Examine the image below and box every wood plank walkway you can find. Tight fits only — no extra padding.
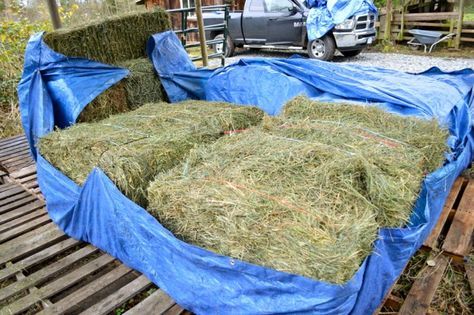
[0,136,188,315]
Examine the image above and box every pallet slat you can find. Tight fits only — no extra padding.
[0,195,38,215]
[163,304,188,315]
[0,223,64,265]
[423,178,465,249]
[0,186,25,201]
[9,165,36,179]
[0,136,27,148]
[398,254,451,315]
[0,245,98,302]
[0,238,81,282]
[124,289,175,315]
[0,142,29,156]
[0,208,46,234]
[0,200,45,226]
[38,264,132,314]
[1,254,116,315]
[0,214,50,243]
[0,191,34,208]
[0,183,18,193]
[80,275,152,315]
[442,181,474,256]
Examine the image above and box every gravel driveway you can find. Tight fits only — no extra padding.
[211,49,474,72]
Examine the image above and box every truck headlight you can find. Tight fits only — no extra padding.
[335,18,355,30]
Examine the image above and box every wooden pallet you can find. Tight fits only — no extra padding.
[378,177,474,314]
[0,136,188,315]
[0,136,34,174]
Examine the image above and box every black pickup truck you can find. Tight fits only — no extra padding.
[203,0,376,61]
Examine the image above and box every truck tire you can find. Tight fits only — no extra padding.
[214,34,235,58]
[341,49,362,58]
[307,35,335,61]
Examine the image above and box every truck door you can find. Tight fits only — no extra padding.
[264,0,304,45]
[242,0,267,44]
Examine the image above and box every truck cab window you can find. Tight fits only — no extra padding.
[264,0,294,13]
[249,0,265,12]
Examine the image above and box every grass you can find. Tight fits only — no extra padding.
[0,107,23,139]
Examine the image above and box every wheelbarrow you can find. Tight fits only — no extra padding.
[407,29,455,53]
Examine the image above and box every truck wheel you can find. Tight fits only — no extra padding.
[341,49,362,58]
[214,34,235,58]
[307,35,335,61]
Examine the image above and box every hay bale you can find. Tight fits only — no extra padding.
[261,117,429,227]
[43,10,170,123]
[283,96,448,172]
[43,9,171,65]
[39,101,264,206]
[77,58,166,123]
[119,58,167,108]
[147,100,448,283]
[77,81,129,123]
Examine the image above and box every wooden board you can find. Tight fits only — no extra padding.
[124,289,176,315]
[393,12,458,22]
[423,178,465,249]
[398,254,451,315]
[442,181,474,256]
[79,275,153,315]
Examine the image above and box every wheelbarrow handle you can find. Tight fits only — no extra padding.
[429,33,456,53]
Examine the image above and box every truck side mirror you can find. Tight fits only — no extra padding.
[288,5,299,15]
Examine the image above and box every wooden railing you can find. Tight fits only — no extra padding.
[378,0,473,48]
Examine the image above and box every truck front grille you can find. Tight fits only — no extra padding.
[355,13,376,31]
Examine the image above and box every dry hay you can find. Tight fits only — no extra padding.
[43,10,170,123]
[0,107,23,138]
[147,97,448,283]
[39,101,264,206]
[43,9,171,65]
[77,58,166,123]
[283,96,448,172]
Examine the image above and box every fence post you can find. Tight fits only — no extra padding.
[384,0,393,41]
[46,0,62,29]
[398,0,405,41]
[195,0,209,67]
[449,17,455,47]
[454,0,465,49]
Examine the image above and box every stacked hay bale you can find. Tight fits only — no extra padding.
[39,101,264,206]
[43,10,170,64]
[147,96,448,283]
[43,9,171,122]
[76,58,166,123]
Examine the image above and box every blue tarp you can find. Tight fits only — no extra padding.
[18,32,129,158]
[306,0,378,40]
[19,30,474,314]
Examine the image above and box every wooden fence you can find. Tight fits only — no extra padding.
[378,0,474,48]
